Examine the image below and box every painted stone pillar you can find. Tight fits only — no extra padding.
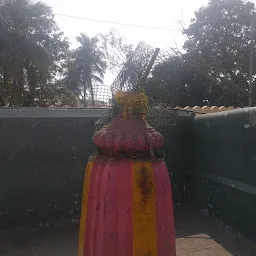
[78,91,176,256]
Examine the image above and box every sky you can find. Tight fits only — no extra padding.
[43,0,209,93]
[44,0,208,49]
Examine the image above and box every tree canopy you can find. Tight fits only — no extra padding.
[1,0,256,107]
[146,0,256,107]
[0,0,71,106]
[185,0,256,106]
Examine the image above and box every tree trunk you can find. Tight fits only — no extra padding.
[28,79,36,107]
[9,80,19,107]
[27,65,37,106]
[0,96,4,106]
[0,68,8,106]
[3,68,8,90]
[0,90,5,106]
[83,84,86,107]
[18,72,24,105]
[89,78,95,107]
[10,69,24,107]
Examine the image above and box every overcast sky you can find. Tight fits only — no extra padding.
[44,0,208,48]
[42,0,209,89]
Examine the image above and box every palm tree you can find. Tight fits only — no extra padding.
[65,34,107,107]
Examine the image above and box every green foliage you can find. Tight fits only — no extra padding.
[144,55,213,107]
[1,0,256,108]
[143,0,256,107]
[35,83,78,107]
[0,0,72,107]
[183,0,256,106]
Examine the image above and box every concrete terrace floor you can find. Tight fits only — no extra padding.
[0,206,255,256]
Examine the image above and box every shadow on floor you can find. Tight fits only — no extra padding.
[0,205,255,256]
[0,221,79,256]
[175,204,256,256]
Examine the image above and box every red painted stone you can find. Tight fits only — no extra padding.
[93,116,164,154]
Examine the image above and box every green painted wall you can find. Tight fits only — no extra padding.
[0,109,191,228]
[0,115,96,227]
[191,108,256,240]
[164,115,194,203]
[2,106,256,241]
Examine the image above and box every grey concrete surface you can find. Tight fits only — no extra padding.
[0,206,255,256]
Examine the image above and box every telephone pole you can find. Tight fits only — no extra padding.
[249,13,255,107]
